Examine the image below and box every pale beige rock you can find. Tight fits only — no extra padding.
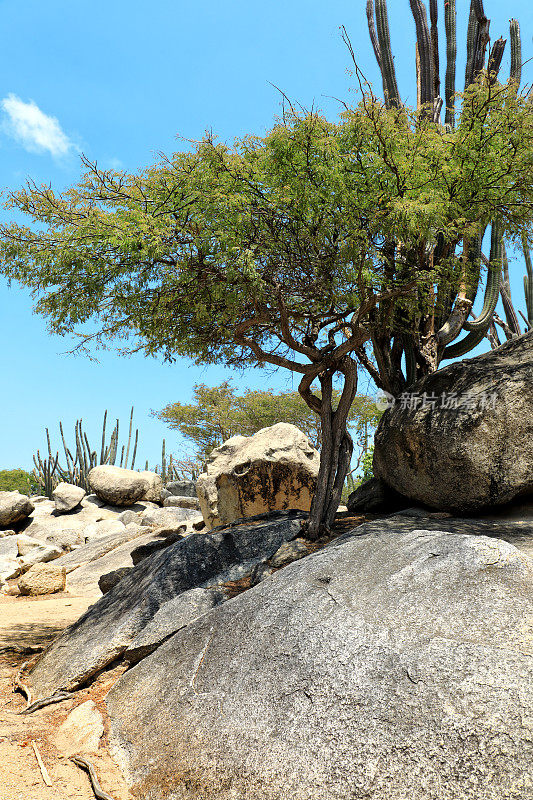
[0,491,34,527]
[52,482,86,513]
[0,558,22,581]
[18,562,66,595]
[83,519,126,542]
[137,470,164,503]
[163,495,200,510]
[89,465,148,506]
[18,542,62,571]
[54,700,103,756]
[16,533,46,557]
[196,423,320,529]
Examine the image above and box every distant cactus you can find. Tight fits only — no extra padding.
[32,407,140,494]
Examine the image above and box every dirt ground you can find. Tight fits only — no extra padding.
[0,592,133,800]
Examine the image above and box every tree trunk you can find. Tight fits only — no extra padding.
[301,359,357,540]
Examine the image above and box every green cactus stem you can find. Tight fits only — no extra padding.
[487,37,506,84]
[462,223,501,332]
[366,1,382,72]
[409,0,435,111]
[374,0,401,108]
[523,234,533,327]
[509,19,521,85]
[444,0,456,128]
[464,4,477,88]
[429,0,440,98]
[471,0,490,80]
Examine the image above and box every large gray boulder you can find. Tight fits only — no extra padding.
[88,465,163,506]
[106,524,533,800]
[165,479,196,498]
[0,491,34,527]
[374,332,533,513]
[196,423,320,529]
[27,512,306,698]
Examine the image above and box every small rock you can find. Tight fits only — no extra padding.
[54,700,103,756]
[137,471,164,503]
[0,491,34,527]
[0,529,16,538]
[269,538,311,568]
[165,479,197,498]
[84,494,105,507]
[0,558,22,581]
[41,528,82,552]
[163,495,200,510]
[52,482,86,514]
[118,510,140,526]
[18,543,63,571]
[17,533,47,557]
[18,563,66,595]
[98,567,133,595]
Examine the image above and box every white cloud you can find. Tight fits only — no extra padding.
[1,93,76,158]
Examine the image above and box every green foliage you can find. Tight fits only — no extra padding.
[0,82,531,377]
[359,446,375,482]
[0,468,38,495]
[154,382,382,462]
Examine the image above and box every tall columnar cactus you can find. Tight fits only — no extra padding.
[510,19,521,85]
[409,0,435,112]
[523,236,533,329]
[32,429,60,498]
[32,408,140,493]
[444,0,456,128]
[362,1,529,390]
[374,0,401,109]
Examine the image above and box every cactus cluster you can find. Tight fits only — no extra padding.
[362,1,531,390]
[32,407,139,497]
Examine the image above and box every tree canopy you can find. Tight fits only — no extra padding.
[1,74,533,533]
[155,382,382,460]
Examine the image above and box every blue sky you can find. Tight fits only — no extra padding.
[0,0,531,471]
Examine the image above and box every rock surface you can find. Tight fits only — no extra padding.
[54,700,103,757]
[374,332,533,512]
[27,512,306,697]
[347,477,409,513]
[88,465,162,506]
[140,506,198,528]
[165,479,196,498]
[106,525,533,800]
[18,563,66,595]
[196,423,320,529]
[52,482,86,513]
[0,491,34,527]
[163,495,200,510]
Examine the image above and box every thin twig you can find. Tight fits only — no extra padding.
[31,741,53,787]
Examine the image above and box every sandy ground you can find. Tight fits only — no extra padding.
[0,592,133,800]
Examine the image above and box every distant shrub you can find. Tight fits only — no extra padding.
[0,468,38,495]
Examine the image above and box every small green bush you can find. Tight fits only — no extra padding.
[0,468,38,495]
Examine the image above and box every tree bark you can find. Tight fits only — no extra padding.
[300,357,357,540]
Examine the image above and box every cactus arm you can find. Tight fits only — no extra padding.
[366,0,382,72]
[510,19,521,85]
[441,327,486,360]
[375,0,401,108]
[463,222,501,332]
[523,234,533,326]
[429,0,440,98]
[487,38,506,85]
[409,0,435,112]
[444,0,456,128]
[100,410,107,464]
[162,439,167,483]
[471,1,490,80]
[124,406,134,469]
[464,4,477,88]
[131,430,139,470]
